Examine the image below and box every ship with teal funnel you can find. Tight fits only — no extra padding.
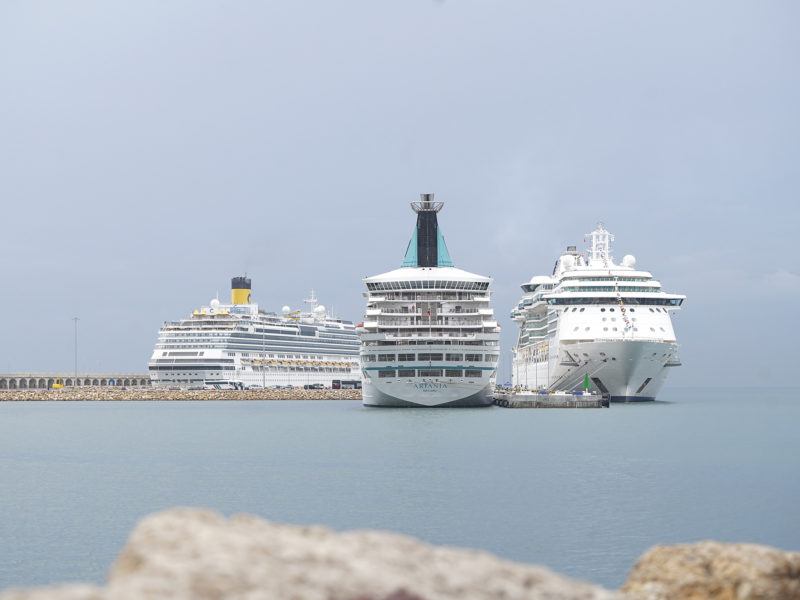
[357,194,500,407]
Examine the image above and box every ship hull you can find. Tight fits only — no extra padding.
[513,340,678,402]
[362,378,494,407]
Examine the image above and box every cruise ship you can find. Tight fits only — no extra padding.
[510,224,685,401]
[149,277,360,389]
[358,194,500,407]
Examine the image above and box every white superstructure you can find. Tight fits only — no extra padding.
[511,224,685,401]
[358,194,500,407]
[149,277,359,389]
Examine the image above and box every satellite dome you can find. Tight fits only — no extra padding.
[210,298,220,310]
[622,254,636,268]
[562,255,576,269]
[314,305,326,314]
[282,305,291,314]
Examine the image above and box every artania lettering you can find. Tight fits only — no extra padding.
[414,383,448,390]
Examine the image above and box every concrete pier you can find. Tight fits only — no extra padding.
[0,373,151,390]
[493,391,608,408]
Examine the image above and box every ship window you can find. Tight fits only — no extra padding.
[465,353,481,362]
[446,353,463,361]
[603,327,608,331]
[418,369,443,377]
[611,318,616,322]
[445,369,463,377]
[602,317,607,322]
[378,370,396,378]
[573,327,579,331]
[649,308,654,312]
[599,352,606,356]
[650,327,655,332]
[418,353,443,361]
[378,354,395,361]
[600,308,606,312]
[609,308,614,312]
[398,353,414,362]
[613,327,617,331]
[464,370,481,378]
[660,327,665,331]
[630,308,635,312]
[398,369,415,377]
[579,308,585,312]
[585,327,590,331]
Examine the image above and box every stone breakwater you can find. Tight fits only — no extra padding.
[0,388,362,402]
[1,509,798,600]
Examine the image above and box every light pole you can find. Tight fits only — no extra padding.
[72,317,79,386]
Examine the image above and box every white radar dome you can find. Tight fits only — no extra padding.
[622,254,636,268]
[314,305,326,314]
[282,305,291,314]
[210,298,220,310]
[562,255,576,269]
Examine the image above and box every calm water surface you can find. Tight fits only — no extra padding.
[0,388,798,590]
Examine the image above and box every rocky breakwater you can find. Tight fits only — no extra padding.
[0,388,362,401]
[1,509,798,600]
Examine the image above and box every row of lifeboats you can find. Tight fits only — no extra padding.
[243,359,355,368]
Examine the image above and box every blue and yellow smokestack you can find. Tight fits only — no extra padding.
[231,276,252,305]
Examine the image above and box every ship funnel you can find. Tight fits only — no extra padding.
[403,193,453,268]
[231,276,252,305]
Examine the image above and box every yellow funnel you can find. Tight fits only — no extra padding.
[231,276,251,305]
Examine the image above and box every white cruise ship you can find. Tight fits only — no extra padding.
[149,277,360,389]
[358,194,500,407]
[510,224,685,402]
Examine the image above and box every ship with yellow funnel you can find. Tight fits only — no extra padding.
[148,277,360,389]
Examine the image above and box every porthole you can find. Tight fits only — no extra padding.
[630,308,635,312]
[573,327,579,331]
[582,353,588,357]
[601,308,606,312]
[650,327,655,332]
[600,352,606,356]
[613,327,617,331]
[611,357,617,361]
[660,327,665,332]
[611,317,616,322]
[649,308,654,312]
[579,308,585,312]
[585,327,590,331]
[602,317,607,322]
[603,327,608,331]
[610,308,615,312]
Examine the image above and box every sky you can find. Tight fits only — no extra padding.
[1,1,798,386]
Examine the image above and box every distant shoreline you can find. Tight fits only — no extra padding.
[0,389,362,402]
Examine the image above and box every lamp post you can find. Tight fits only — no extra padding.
[72,317,79,386]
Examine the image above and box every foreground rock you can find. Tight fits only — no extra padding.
[2,508,613,600]
[2,509,798,600]
[622,541,800,600]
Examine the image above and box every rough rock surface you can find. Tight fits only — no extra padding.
[622,541,800,600]
[2,508,614,600]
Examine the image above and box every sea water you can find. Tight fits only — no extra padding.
[0,388,798,590]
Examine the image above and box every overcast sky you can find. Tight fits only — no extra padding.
[1,1,798,387]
